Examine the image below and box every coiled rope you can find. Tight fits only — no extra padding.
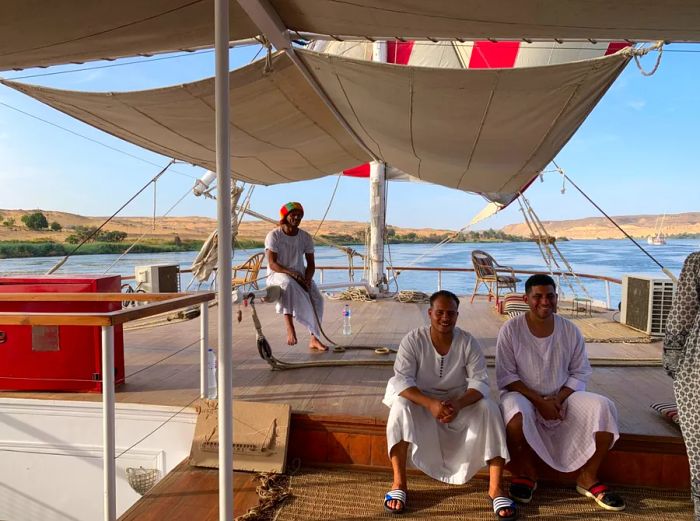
[248,293,396,371]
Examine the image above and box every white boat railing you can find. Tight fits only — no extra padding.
[315,265,622,309]
[0,291,215,521]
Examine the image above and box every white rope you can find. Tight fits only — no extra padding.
[518,188,592,301]
[626,41,665,77]
[313,173,342,238]
[104,185,192,274]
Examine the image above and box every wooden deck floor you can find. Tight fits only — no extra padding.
[0,297,679,438]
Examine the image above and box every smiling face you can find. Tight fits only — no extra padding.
[283,209,303,228]
[525,284,558,320]
[428,295,459,335]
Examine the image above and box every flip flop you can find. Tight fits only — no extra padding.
[490,495,518,520]
[509,476,537,504]
[383,489,407,514]
[576,482,626,511]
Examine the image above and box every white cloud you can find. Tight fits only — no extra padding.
[626,99,647,111]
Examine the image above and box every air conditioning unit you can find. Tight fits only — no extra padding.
[134,264,180,293]
[620,275,675,336]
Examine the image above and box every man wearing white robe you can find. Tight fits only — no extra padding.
[383,290,516,519]
[496,274,625,511]
[265,201,326,351]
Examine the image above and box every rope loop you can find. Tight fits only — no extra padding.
[627,41,665,77]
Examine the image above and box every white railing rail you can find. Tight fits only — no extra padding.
[0,291,215,521]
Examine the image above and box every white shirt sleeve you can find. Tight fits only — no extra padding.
[382,332,418,406]
[303,231,314,255]
[564,321,591,392]
[264,229,278,253]
[495,320,521,390]
[464,334,490,397]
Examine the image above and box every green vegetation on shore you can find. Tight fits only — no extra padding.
[0,240,205,259]
[319,228,531,245]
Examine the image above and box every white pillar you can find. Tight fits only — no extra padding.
[368,161,386,290]
[200,302,209,397]
[215,0,233,519]
[101,326,116,521]
[368,41,387,291]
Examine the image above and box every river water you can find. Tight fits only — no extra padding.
[0,239,697,306]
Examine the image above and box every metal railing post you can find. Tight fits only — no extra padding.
[605,280,612,309]
[200,303,209,397]
[101,325,116,521]
[320,268,324,285]
[437,270,442,291]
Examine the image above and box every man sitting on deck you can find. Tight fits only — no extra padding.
[383,290,516,520]
[496,274,625,511]
[265,202,327,351]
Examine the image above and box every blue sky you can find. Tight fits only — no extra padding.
[0,44,698,231]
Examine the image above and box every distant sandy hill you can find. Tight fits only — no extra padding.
[0,209,454,242]
[2,209,697,243]
[502,212,700,240]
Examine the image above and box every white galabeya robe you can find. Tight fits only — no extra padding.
[384,327,509,484]
[265,227,323,338]
[496,313,619,473]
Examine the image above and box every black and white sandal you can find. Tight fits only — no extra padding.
[509,476,537,504]
[383,489,407,514]
[490,495,518,520]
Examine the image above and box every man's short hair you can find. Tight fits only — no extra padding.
[525,274,557,294]
[429,290,460,308]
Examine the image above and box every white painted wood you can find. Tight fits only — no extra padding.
[215,1,233,520]
[0,398,196,521]
[101,326,116,521]
[200,303,209,398]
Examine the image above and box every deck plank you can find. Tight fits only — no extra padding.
[117,461,257,521]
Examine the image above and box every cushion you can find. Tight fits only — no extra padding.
[499,292,529,317]
[650,402,680,426]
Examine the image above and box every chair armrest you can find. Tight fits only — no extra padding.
[494,266,517,277]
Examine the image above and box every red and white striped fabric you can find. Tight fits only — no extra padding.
[306,39,628,181]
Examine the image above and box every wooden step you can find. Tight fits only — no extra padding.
[288,412,690,489]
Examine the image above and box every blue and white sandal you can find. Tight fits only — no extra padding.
[490,495,518,520]
[383,489,407,514]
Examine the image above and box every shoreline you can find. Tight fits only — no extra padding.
[0,233,697,260]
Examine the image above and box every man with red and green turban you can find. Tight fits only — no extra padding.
[265,202,327,351]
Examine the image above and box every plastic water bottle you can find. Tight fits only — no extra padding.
[207,348,218,399]
[342,304,352,335]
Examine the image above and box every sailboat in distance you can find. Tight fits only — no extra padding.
[648,214,667,245]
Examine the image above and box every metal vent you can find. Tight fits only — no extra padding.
[621,275,675,336]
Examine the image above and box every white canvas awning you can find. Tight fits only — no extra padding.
[2,52,369,185]
[295,48,630,204]
[1,1,699,71]
[2,48,630,204]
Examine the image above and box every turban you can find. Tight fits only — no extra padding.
[280,201,304,221]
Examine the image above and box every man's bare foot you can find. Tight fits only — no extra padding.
[309,335,328,351]
[284,315,297,346]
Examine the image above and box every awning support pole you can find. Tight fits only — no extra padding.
[368,41,387,291]
[215,0,233,520]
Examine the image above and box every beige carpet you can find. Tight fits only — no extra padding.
[562,313,654,344]
[276,468,693,520]
[497,309,654,344]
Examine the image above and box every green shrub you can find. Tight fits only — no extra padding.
[21,212,48,230]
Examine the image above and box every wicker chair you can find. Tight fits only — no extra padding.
[470,250,520,306]
[232,252,265,291]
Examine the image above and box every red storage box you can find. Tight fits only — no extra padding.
[0,275,125,392]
